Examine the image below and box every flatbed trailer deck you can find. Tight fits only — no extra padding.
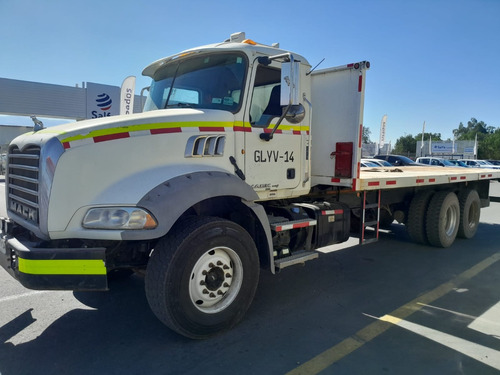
[357,167,500,191]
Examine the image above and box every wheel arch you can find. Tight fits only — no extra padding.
[128,171,273,269]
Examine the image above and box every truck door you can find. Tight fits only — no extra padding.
[243,61,307,197]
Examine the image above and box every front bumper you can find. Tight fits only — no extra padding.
[0,218,108,291]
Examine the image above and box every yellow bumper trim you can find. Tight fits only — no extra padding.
[18,258,106,275]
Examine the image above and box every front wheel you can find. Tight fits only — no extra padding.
[145,216,260,339]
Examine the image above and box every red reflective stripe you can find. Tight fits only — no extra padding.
[94,132,129,143]
[331,178,341,183]
[368,181,380,186]
[460,176,467,180]
[386,180,397,185]
[150,127,182,134]
[358,75,363,92]
[293,222,311,229]
[321,209,344,215]
[429,178,436,183]
[450,177,458,181]
[416,179,424,183]
[63,142,70,149]
[199,127,225,132]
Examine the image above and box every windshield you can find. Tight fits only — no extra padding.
[144,52,247,113]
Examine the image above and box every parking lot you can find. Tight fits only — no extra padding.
[1,180,499,374]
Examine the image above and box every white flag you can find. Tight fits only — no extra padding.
[120,76,136,115]
[379,115,387,145]
[473,133,478,156]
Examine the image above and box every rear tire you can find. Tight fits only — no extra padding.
[145,216,259,339]
[426,191,460,248]
[457,189,480,239]
[407,190,434,244]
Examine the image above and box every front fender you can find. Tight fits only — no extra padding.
[122,171,263,241]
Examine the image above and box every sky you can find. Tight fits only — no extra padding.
[1,0,499,144]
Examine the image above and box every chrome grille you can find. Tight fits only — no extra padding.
[8,146,40,224]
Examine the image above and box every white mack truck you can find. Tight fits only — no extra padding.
[1,32,499,339]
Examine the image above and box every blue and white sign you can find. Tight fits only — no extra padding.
[86,82,120,119]
[431,143,455,154]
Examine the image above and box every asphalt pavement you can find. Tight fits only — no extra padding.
[0,181,499,374]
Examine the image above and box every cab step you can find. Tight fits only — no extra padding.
[274,251,319,270]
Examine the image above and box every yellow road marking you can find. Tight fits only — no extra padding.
[286,252,500,375]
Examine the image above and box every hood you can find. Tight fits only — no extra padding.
[28,109,236,150]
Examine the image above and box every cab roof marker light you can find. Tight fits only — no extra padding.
[243,39,257,45]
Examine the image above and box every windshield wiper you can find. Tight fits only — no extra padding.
[167,102,194,108]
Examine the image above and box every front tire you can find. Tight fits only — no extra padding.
[145,216,260,339]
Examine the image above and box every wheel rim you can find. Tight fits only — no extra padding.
[189,247,243,314]
[467,201,480,230]
[444,205,459,237]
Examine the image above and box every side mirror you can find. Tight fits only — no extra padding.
[285,104,305,124]
[281,61,300,106]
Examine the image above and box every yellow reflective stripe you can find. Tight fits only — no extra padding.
[18,258,106,275]
[59,121,310,144]
[60,121,235,143]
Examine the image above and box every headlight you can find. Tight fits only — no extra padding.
[82,207,157,230]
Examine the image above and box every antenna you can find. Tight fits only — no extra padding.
[306,58,325,76]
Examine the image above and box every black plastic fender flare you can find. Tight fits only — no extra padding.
[123,171,273,258]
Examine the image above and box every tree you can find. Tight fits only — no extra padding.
[362,126,372,143]
[453,118,493,141]
[393,132,442,156]
[393,134,416,156]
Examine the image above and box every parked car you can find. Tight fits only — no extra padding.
[447,159,469,167]
[416,157,461,167]
[360,160,381,167]
[374,155,425,166]
[458,159,500,169]
[487,160,500,166]
[361,158,393,167]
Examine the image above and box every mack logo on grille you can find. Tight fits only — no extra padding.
[9,200,38,223]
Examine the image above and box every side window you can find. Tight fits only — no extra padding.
[250,65,282,127]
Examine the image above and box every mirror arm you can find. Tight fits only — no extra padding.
[259,102,292,142]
